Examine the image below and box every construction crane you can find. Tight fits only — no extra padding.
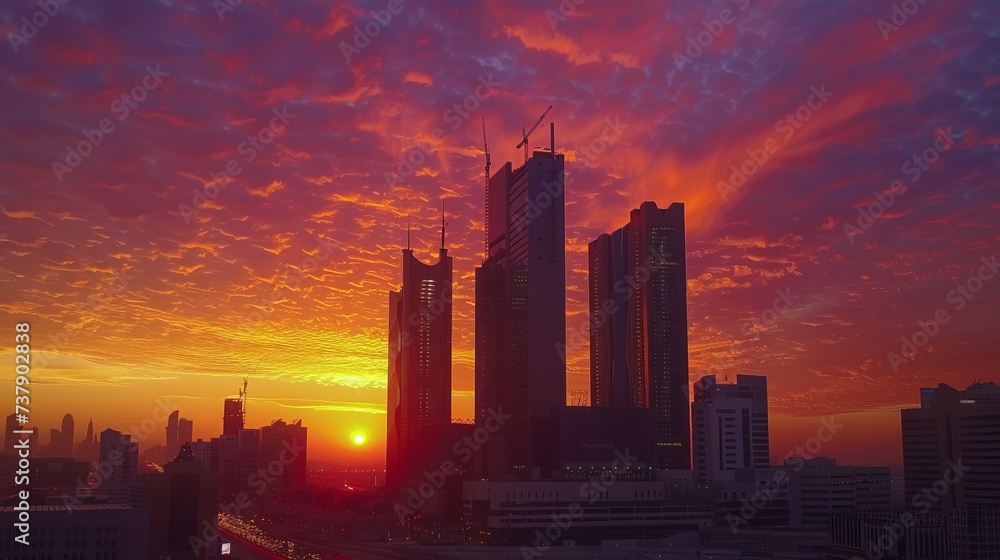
[481,114,491,260]
[516,105,553,162]
[240,358,261,416]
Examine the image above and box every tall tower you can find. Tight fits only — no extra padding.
[222,399,244,437]
[475,143,566,479]
[589,201,691,470]
[166,410,179,453]
[386,225,453,491]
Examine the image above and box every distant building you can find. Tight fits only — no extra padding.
[475,147,567,479]
[386,232,452,492]
[98,429,138,503]
[145,444,220,559]
[0,504,149,558]
[552,405,655,471]
[215,435,239,500]
[178,417,193,447]
[692,374,770,482]
[167,411,194,456]
[589,201,691,469]
[76,417,98,460]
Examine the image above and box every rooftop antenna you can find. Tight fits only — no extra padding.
[516,105,553,163]
[406,215,411,251]
[440,199,446,252]
[481,114,491,260]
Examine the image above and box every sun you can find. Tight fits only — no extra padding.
[350,429,367,446]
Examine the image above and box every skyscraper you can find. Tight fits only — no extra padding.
[386,227,452,491]
[589,201,691,469]
[475,144,566,478]
[178,417,193,447]
[223,398,244,437]
[692,374,770,481]
[258,419,307,500]
[166,410,179,453]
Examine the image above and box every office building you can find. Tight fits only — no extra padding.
[475,145,566,479]
[902,381,1000,513]
[386,229,453,492]
[258,419,307,500]
[145,444,220,559]
[692,374,770,481]
[0,504,149,558]
[589,201,691,469]
[238,428,260,495]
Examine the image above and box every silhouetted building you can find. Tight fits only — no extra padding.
[386,231,452,492]
[166,410,179,453]
[145,444,220,559]
[214,435,239,500]
[553,406,655,471]
[179,417,193,447]
[258,419,307,501]
[692,374,770,481]
[167,411,194,456]
[589,201,691,469]
[222,398,243,437]
[99,429,138,503]
[902,381,1000,512]
[237,428,260,495]
[77,417,98,460]
[476,146,566,479]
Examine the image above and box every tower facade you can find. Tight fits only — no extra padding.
[222,399,243,438]
[589,201,691,469]
[475,147,566,479]
[386,241,453,491]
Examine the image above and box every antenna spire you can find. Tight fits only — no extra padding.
[440,199,446,251]
[407,215,411,250]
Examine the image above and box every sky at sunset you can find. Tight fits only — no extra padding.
[1,0,998,471]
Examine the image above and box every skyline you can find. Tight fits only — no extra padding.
[2,0,999,472]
